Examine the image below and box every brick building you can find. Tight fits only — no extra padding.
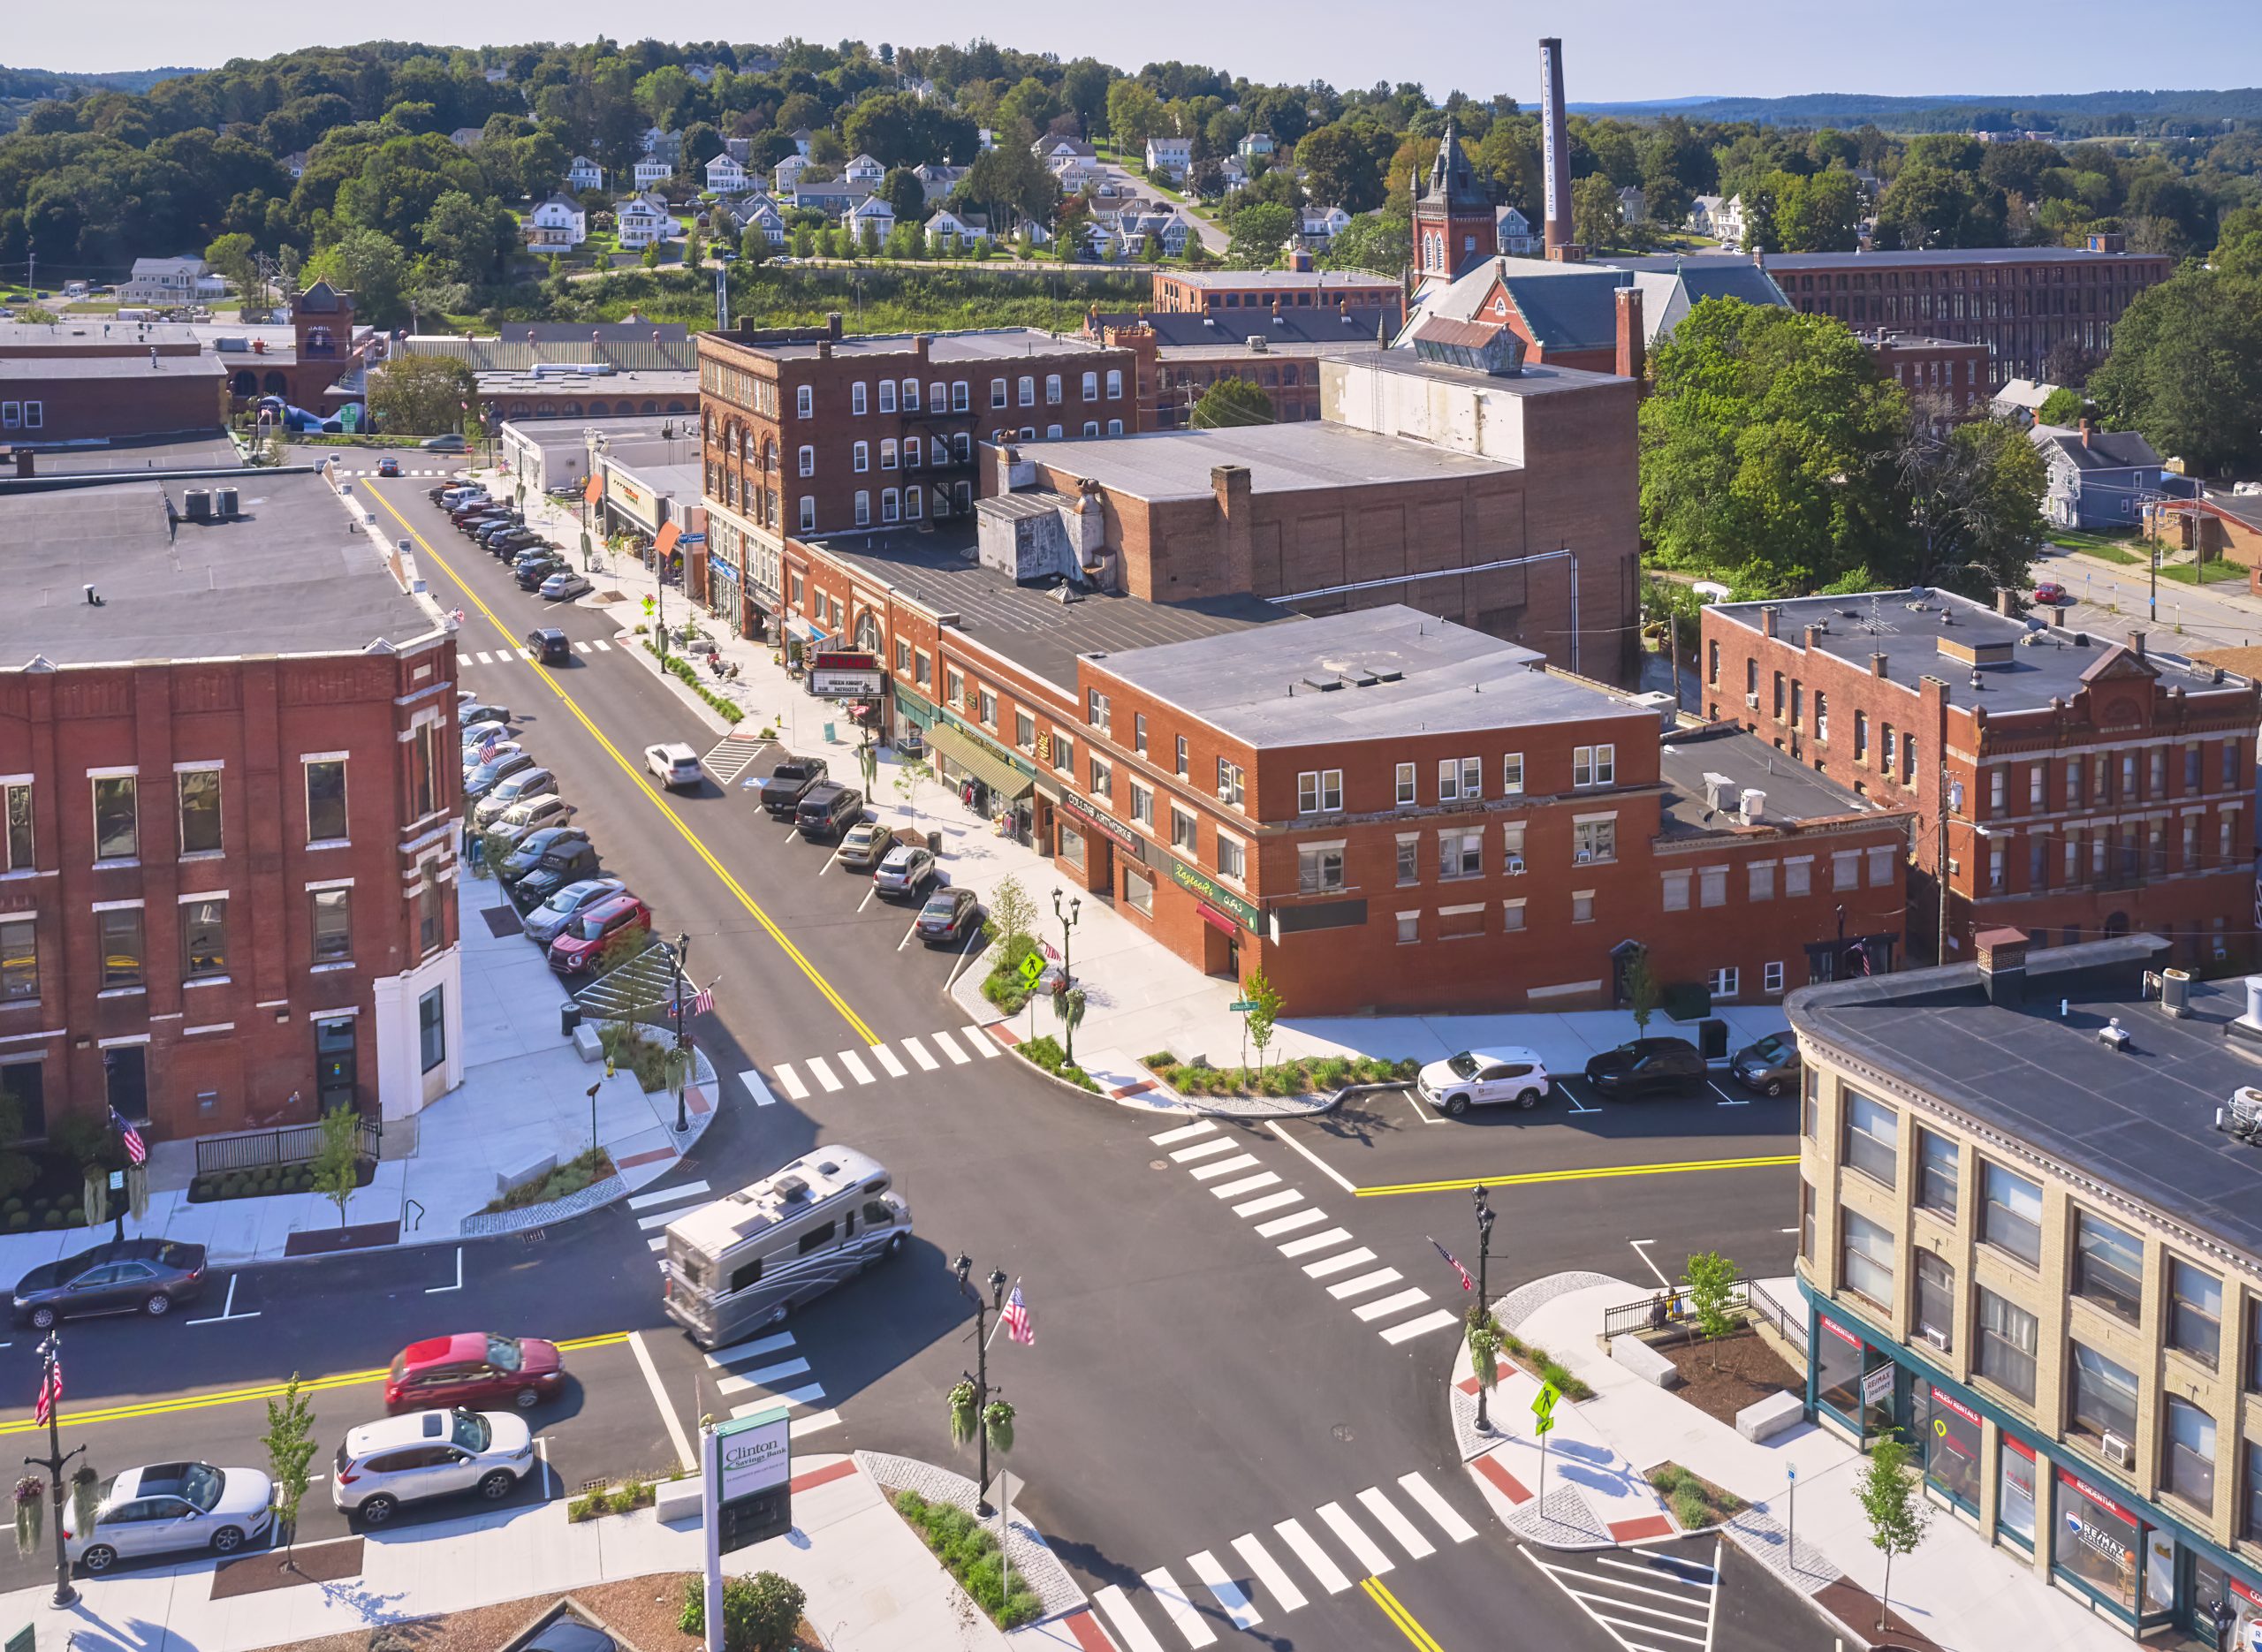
[1861,331,1993,419]
[1148,268,1404,319]
[1699,588,2258,966]
[1412,120,1499,288]
[0,351,226,443]
[400,319,697,424]
[0,469,464,1148]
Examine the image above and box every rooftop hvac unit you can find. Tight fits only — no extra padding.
[182,488,211,522]
[214,486,239,519]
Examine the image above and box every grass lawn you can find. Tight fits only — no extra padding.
[2050,528,2143,558]
[2158,557,2247,586]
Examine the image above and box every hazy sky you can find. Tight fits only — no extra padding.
[17,0,2262,103]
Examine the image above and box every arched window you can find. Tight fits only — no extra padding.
[666,400,685,413]
[854,612,882,652]
[763,437,778,474]
[641,400,657,414]
[262,370,287,395]
[232,370,256,396]
[588,400,611,416]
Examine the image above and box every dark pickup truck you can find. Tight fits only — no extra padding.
[760,756,828,816]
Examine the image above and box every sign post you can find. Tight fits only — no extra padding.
[699,1406,793,1652]
[1532,1380,1559,1513]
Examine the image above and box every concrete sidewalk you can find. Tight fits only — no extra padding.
[17,1453,1010,1652]
[1494,1273,2138,1652]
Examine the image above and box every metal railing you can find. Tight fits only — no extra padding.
[194,1112,382,1176]
[1601,1277,1800,1342]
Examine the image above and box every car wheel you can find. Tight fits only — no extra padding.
[143,1292,172,1317]
[80,1544,118,1575]
[1764,1079,1785,1099]
[767,1299,792,1327]
[28,1306,55,1330]
[210,1526,246,1555]
[356,1495,399,1527]
[513,1387,541,1410]
[886,1232,906,1258]
[477,1471,516,1501]
[1446,1095,1469,1117]
[1515,1088,1542,1110]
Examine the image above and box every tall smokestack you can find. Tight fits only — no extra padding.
[1540,38,1580,261]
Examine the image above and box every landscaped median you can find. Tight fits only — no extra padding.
[1142,1050,1414,1102]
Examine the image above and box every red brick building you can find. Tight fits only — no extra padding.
[0,350,226,443]
[1148,268,1404,319]
[1700,588,2258,965]
[1859,331,1993,419]
[1412,120,1499,288]
[0,468,464,1149]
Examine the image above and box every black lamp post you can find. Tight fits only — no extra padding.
[670,932,693,1133]
[26,1333,83,1608]
[1472,1185,1496,1435]
[953,1254,1009,1516]
[1051,890,1082,1062]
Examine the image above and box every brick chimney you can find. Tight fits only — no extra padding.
[914,335,931,364]
[1211,465,1253,598]
[1759,604,1779,639]
[1614,286,1645,382]
[1871,653,1888,677]
[1974,927,2030,1008]
[2079,416,2093,448]
[1995,587,2015,617]
[826,311,844,342]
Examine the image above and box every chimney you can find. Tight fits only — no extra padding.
[1539,38,1574,259]
[826,311,844,342]
[1871,653,1888,678]
[1211,464,1253,596]
[2079,416,2093,448]
[1613,286,1644,382]
[1803,625,1825,651]
[10,450,30,479]
[1759,604,1780,639]
[914,335,931,364]
[1975,927,2030,1009]
[2130,629,2146,659]
[1995,587,2014,617]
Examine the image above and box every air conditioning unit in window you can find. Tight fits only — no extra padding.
[2099,1431,2135,1469]
[1506,854,1525,875]
[1921,1326,1948,1351]
[1744,693,1760,709]
[1574,850,1593,864]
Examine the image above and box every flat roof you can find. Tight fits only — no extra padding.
[810,526,1284,693]
[1086,605,1636,748]
[0,470,440,668]
[732,328,1115,365]
[1342,345,1630,400]
[1608,247,2165,273]
[0,354,225,383]
[1789,938,2262,1263]
[0,435,242,475]
[1706,587,2245,711]
[1160,269,1399,289]
[605,458,702,500]
[1657,723,1901,835]
[476,368,696,394]
[1025,419,1513,504]
[502,414,681,453]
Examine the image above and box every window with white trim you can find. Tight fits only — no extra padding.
[1297,770,1343,814]
[881,437,898,470]
[853,440,869,473]
[1396,834,1419,884]
[1215,832,1245,883]
[1018,375,1036,407]
[1089,755,1112,799]
[1437,756,1480,803]
[1708,966,1740,999]
[1572,744,1615,788]
[1501,822,1526,868]
[1573,818,1616,863]
[881,489,899,523]
[1396,911,1419,944]
[1128,781,1152,827]
[1297,842,1345,893]
[1045,374,1062,405]
[1082,372,1099,399]
[795,384,812,417]
[1215,758,1245,807]
[851,382,867,415]
[797,444,815,476]
[1784,857,1812,897]
[1502,753,1524,795]
[1395,763,1416,807]
[799,496,816,532]
[1501,898,1527,932]
[1107,419,1123,435]
[1170,805,1197,852]
[854,490,870,527]
[991,378,1007,408]
[1764,959,1785,993]
[1438,827,1483,879]
[877,380,896,413]
[902,378,920,411]
[1662,869,1690,911]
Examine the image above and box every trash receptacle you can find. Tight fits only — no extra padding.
[1696,1017,1728,1059]
[927,830,942,853]
[823,721,836,743]
[561,1001,581,1037]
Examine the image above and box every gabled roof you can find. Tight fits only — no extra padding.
[848,153,883,170]
[298,280,345,313]
[1418,120,1489,211]
[2030,422,2164,473]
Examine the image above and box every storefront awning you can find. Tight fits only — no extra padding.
[582,474,603,506]
[924,723,1034,800]
[784,615,825,645]
[654,521,681,559]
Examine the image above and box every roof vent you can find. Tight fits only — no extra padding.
[1702,771,1733,814]
[2099,1018,2132,1052]
[1302,675,1347,693]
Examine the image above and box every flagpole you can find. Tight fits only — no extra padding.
[27,1334,82,1608]
[983,1276,1022,1352]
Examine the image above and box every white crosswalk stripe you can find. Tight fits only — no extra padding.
[575,640,595,653]
[1271,1518,1353,1595]
[1356,1486,1436,1559]
[1315,1502,1393,1575]
[1380,1307,1462,1345]
[591,638,611,650]
[836,1050,876,1085]
[1229,1532,1307,1614]
[1354,1285,1431,1322]
[788,1411,840,1438]
[929,1028,972,1064]
[1187,1153,1258,1182]
[1282,1229,1355,1260]
[1255,1208,1326,1238]
[1326,1267,1402,1300]
[966,1025,999,1057]
[626,1179,708,1209]
[899,1035,938,1071]
[717,1357,810,1396]
[1211,1171,1278,1199]
[775,1065,810,1100]
[1138,1565,1217,1648]
[1299,1244,1372,1276]
[803,1056,844,1093]
[1397,1472,1479,1543]
[647,1235,666,1251]
[1095,1586,1171,1652]
[1184,1550,1260,1631]
[1150,1120,1217,1145]
[740,1070,777,1106]
[1171,1138,1239,1163]
[704,1332,795,1370]
[729,1383,824,1417]
[870,1043,908,1078]
[1232,1189,1301,1217]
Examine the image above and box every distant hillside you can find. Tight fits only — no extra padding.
[1571,87,2262,133]
[0,64,200,101]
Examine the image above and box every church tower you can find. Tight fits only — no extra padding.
[1411,121,1497,287]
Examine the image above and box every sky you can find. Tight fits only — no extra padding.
[13,0,2262,103]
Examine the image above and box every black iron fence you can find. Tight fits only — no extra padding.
[194,1113,382,1177]
[1601,1277,1801,1342]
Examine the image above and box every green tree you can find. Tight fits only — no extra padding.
[1622,948,1659,1032]
[738,225,771,264]
[1894,412,2049,600]
[1572,174,1624,251]
[306,225,407,326]
[202,231,257,299]
[2088,265,2262,475]
[366,354,476,436]
[1856,1435,1932,1635]
[309,1105,362,1231]
[1321,208,1408,277]
[983,874,1036,960]
[1241,965,1283,1073]
[262,1374,319,1553]
[1194,376,1274,428]
[1295,124,1383,215]
[1106,81,1165,155]
[418,189,514,286]
[1681,1249,1739,1364]
[1226,200,1293,267]
[1875,166,2005,251]
[2037,386,2086,426]
[882,166,927,224]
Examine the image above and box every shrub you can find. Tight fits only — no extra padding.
[1671,1487,1711,1530]
[41,1212,60,1229]
[62,1209,82,1226]
[568,1489,612,1520]
[2,1197,20,1215]
[1142,1051,1178,1072]
[6,1212,24,1231]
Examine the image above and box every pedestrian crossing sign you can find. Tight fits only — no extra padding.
[1533,1381,1560,1419]
[1018,951,1046,985]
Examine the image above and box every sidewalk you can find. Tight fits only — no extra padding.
[12,1453,1009,1652]
[1475,1272,2138,1652]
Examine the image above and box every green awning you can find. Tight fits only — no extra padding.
[923,723,1034,799]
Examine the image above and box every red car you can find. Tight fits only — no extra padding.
[376,457,401,478]
[2032,581,2069,606]
[385,1332,564,1412]
[547,893,652,974]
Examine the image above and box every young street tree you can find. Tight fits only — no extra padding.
[366,355,477,437]
[1856,1434,1932,1633]
[309,1105,362,1231]
[262,1375,319,1555]
[1241,966,1283,1073]
[1681,1249,1739,1364]
[1623,949,1660,1033]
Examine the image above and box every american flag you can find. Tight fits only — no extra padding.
[1429,1237,1475,1292]
[33,1346,61,1426]
[475,731,501,760]
[674,984,714,1017]
[112,1108,147,1167]
[1000,1284,1034,1345]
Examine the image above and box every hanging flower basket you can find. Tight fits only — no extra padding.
[983,1399,1015,1458]
[12,1476,42,1557]
[946,1380,978,1449]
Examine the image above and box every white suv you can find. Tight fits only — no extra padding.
[331,1407,534,1526]
[644,742,702,791]
[1416,1049,1551,1117]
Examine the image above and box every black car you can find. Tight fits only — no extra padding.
[795,782,864,840]
[12,1239,209,1329]
[1729,1033,1802,1097]
[516,559,567,591]
[492,532,544,558]
[1583,1037,1709,1099]
[760,757,828,815]
[466,750,536,801]
[500,824,592,883]
[460,701,511,729]
[527,627,572,664]
[914,886,981,944]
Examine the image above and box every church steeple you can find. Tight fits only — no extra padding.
[1411,119,1498,283]
[1420,120,1490,211]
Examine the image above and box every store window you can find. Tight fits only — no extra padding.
[1998,1439,2038,1551]
[419,986,445,1073]
[1917,1380,1982,1511]
[1124,869,1152,917]
[1059,826,1085,870]
[1815,1316,1864,1418]
[2054,1471,2141,1614]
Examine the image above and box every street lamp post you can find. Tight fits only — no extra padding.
[671,932,693,1133]
[586,1080,602,1158]
[1472,1186,1496,1434]
[25,1334,83,1608]
[953,1255,1009,1516]
[1051,890,1082,1063]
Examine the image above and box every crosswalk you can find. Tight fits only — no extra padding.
[339,465,460,477]
[462,639,614,667]
[630,1177,710,1254]
[1096,1468,1483,1648]
[1522,1542,1721,1651]
[700,1327,842,1440]
[572,936,680,1021]
[702,733,770,785]
[770,1025,999,1099]
[1149,1118,1461,1347]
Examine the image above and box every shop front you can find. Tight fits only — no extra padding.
[924,720,1035,844]
[1164,857,1259,980]
[1055,790,1137,898]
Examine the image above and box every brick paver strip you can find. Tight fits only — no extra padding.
[1473,1453,1531,1504]
[614,1144,678,1170]
[1814,1575,1945,1652]
[789,1459,859,1495]
[1606,1513,1674,1542]
[1062,1610,1114,1652]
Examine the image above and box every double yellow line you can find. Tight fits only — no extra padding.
[1363,1575,1445,1650]
[1355,1153,1799,1199]
[366,485,876,1045]
[0,1332,630,1436]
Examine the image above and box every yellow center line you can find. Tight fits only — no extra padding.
[1353,1153,1800,1198]
[365,484,876,1046]
[0,1331,632,1436]
[1362,1576,1445,1652]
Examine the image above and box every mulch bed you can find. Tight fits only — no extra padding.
[1814,1573,1946,1652]
[1657,1329,1803,1428]
[283,1219,403,1256]
[254,1574,824,1652]
[211,1537,364,1598]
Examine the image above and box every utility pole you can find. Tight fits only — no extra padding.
[953,1255,1008,1516]
[26,1334,83,1608]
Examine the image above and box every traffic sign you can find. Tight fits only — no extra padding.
[1018,952,1046,985]
[1532,1381,1560,1419]
[1533,1413,1555,1437]
[1228,1000,1257,1012]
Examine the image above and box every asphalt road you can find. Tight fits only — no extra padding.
[0,450,1825,1649]
[2035,542,2262,655]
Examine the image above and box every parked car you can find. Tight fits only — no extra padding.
[2032,581,2069,607]
[1583,1037,1709,1099]
[914,885,981,944]
[474,767,559,827]
[526,627,572,664]
[512,841,602,909]
[794,782,862,840]
[477,520,528,548]
[490,529,543,556]
[548,894,653,974]
[520,876,626,944]
[376,457,400,477]
[1415,1049,1551,1116]
[872,844,937,898]
[330,1407,533,1526]
[421,434,469,452]
[500,825,591,883]
[516,558,568,591]
[462,736,520,774]
[1728,1033,1802,1097]
[541,572,594,601]
[760,756,827,815]
[459,701,511,728]
[465,750,536,802]
[11,1239,208,1329]
[489,794,577,846]
[644,743,702,790]
[64,1460,274,1573]
[834,822,890,870]
[384,1332,565,1413]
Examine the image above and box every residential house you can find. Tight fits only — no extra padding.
[704,154,748,193]
[1237,133,1274,162]
[448,126,485,149]
[787,127,816,157]
[567,155,604,193]
[482,65,508,84]
[634,156,675,191]
[524,193,588,252]
[118,256,229,306]
[283,150,309,179]
[1117,207,1191,259]
[924,208,991,251]
[1688,194,1725,237]
[843,153,886,187]
[1497,206,1540,256]
[1218,157,1249,193]
[1616,186,1645,224]
[732,196,787,247]
[1711,195,1748,249]
[775,154,811,193]
[978,128,996,152]
[793,180,875,220]
[1295,205,1352,245]
[846,194,896,242]
[1052,156,1102,192]
[1145,136,1193,180]
[1036,137,1096,164]
[2030,421,2192,529]
[914,163,968,203]
[641,125,670,155]
[685,63,717,85]
[612,193,679,252]
[1989,378,2057,428]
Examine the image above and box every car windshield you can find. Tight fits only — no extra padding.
[451,1411,490,1452]
[1750,1034,1789,1063]
[1444,1052,1479,1079]
[485,1334,523,1372]
[572,912,611,940]
[178,1463,223,1511]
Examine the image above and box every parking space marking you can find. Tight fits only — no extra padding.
[1710,1080,1748,1108]
[1400,1093,1448,1127]
[804,1056,845,1093]
[1256,1208,1327,1238]
[900,1036,939,1072]
[629,1180,710,1209]
[870,1044,908,1079]
[857,885,878,913]
[1561,1080,1601,1116]
[897,914,922,951]
[628,1330,695,1472]
[837,1050,876,1086]
[775,1065,810,1100]
[740,1070,778,1106]
[424,1248,465,1295]
[1629,1239,1670,1288]
[185,1274,262,1325]
[1265,1120,1361,1194]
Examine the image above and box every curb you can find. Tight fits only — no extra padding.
[855,1449,1087,1623]
[459,1172,628,1238]
[618,631,749,736]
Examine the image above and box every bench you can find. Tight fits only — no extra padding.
[656,1475,703,1525]
[495,1148,558,1201]
[1608,1333,1682,1390]
[1737,1389,1806,1443]
[572,1022,605,1063]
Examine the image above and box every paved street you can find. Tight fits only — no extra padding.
[2035,542,2262,655]
[0,450,1823,1648]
